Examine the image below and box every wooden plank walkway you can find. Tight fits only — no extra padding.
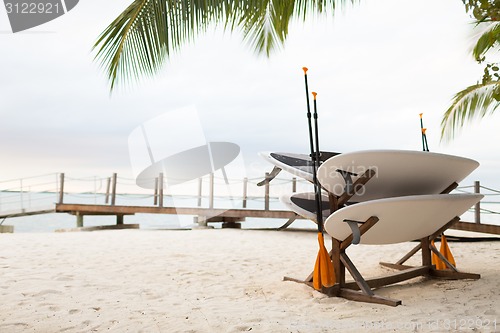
[55,203,299,219]
[54,203,500,234]
[452,221,500,235]
[0,206,55,219]
[1,203,499,235]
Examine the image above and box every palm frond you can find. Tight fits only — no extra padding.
[472,21,500,61]
[237,0,292,56]
[441,81,500,141]
[93,0,233,90]
[94,0,352,90]
[238,0,349,56]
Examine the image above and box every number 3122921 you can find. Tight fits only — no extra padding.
[5,2,62,14]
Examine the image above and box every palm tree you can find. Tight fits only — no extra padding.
[441,1,500,140]
[93,0,352,91]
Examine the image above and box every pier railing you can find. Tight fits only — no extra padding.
[0,172,309,217]
[1,173,499,234]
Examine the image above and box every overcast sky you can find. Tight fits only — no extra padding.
[1,0,499,193]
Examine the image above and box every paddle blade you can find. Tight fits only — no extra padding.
[432,237,456,270]
[303,67,308,74]
[431,240,444,269]
[313,233,336,290]
[439,235,456,268]
[313,254,321,290]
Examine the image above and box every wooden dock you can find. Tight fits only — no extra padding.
[54,203,301,230]
[1,173,500,235]
[55,203,297,219]
[53,203,500,234]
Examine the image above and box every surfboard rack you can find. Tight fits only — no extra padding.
[342,219,366,245]
[284,215,481,306]
[336,169,357,195]
[379,216,481,280]
[271,149,482,305]
[329,169,377,210]
[256,166,282,186]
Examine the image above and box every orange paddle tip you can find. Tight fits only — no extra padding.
[312,91,317,99]
[419,113,423,118]
[302,67,308,74]
[422,128,427,134]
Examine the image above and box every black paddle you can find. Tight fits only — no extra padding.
[419,113,429,151]
[302,67,335,290]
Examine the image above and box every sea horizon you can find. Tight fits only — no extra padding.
[1,191,499,234]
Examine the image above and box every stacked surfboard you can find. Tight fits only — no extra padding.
[262,150,483,244]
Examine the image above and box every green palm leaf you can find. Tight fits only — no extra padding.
[94,0,351,90]
[441,81,500,141]
[472,21,500,61]
[93,0,232,90]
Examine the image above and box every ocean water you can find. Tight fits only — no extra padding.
[1,191,499,233]
[0,191,316,233]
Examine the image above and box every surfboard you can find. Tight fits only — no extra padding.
[317,150,479,202]
[324,194,483,245]
[259,151,341,184]
[280,192,332,223]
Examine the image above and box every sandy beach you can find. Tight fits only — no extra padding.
[0,229,498,332]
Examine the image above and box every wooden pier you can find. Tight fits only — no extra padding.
[54,203,301,229]
[49,172,303,230]
[1,172,500,235]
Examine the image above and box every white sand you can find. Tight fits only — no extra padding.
[0,229,498,332]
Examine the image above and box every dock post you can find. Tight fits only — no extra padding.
[264,172,270,211]
[117,215,124,225]
[111,173,117,206]
[76,212,83,228]
[105,177,111,204]
[196,216,208,228]
[58,173,65,204]
[242,177,248,208]
[475,181,481,224]
[209,173,214,209]
[197,177,203,207]
[159,173,164,207]
[292,177,297,193]
[20,179,23,209]
[154,177,159,206]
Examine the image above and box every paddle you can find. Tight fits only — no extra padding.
[302,67,335,290]
[419,113,425,151]
[419,114,455,267]
[419,113,429,152]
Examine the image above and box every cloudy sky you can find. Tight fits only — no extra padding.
[1,0,499,193]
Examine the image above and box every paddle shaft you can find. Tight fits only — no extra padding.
[419,114,429,152]
[312,93,324,229]
[423,132,429,152]
[419,116,426,151]
[303,69,324,233]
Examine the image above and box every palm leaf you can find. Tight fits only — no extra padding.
[94,0,352,90]
[237,0,294,56]
[472,21,500,61]
[441,81,500,140]
[237,0,350,56]
[93,0,233,90]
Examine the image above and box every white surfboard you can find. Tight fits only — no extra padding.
[259,151,340,183]
[324,194,483,245]
[280,192,332,223]
[317,150,479,202]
